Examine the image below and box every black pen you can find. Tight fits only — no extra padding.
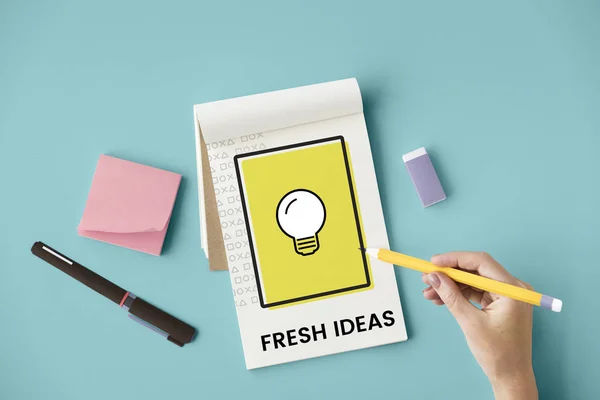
[31,241,196,347]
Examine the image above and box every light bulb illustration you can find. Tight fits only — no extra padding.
[276,189,326,256]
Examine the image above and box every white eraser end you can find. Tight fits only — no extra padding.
[552,299,563,312]
[402,147,427,163]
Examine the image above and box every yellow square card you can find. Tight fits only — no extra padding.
[234,136,372,308]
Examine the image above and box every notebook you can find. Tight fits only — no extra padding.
[193,78,407,369]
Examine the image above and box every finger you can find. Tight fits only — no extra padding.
[423,273,475,291]
[428,272,480,324]
[461,287,485,305]
[431,251,517,284]
[422,287,444,306]
[426,284,485,305]
[518,279,534,291]
[480,291,495,308]
[423,286,440,301]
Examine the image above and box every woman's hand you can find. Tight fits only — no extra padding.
[422,252,538,400]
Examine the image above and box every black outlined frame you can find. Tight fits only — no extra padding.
[234,136,370,309]
[276,189,326,256]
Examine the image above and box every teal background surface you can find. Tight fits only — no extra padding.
[1,1,599,399]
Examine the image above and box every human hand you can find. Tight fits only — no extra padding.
[422,252,538,400]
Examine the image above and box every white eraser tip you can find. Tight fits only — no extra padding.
[402,147,427,163]
[552,299,563,312]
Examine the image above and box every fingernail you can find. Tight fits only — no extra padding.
[428,273,440,288]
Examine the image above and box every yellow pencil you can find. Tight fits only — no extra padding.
[363,248,562,312]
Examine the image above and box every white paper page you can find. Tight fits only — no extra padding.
[194,78,362,142]
[194,79,407,369]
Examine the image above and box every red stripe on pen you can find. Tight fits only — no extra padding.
[119,292,130,307]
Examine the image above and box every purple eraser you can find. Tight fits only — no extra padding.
[403,147,446,207]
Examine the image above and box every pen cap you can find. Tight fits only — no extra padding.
[128,298,196,346]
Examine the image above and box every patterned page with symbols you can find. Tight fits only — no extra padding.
[206,133,268,309]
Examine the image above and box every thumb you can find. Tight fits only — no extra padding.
[428,272,478,324]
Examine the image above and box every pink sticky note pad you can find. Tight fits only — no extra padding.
[78,155,181,256]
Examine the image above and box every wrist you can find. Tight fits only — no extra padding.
[490,367,538,400]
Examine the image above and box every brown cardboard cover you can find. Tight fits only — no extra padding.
[200,133,228,271]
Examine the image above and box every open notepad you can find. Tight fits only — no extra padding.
[193,78,407,369]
